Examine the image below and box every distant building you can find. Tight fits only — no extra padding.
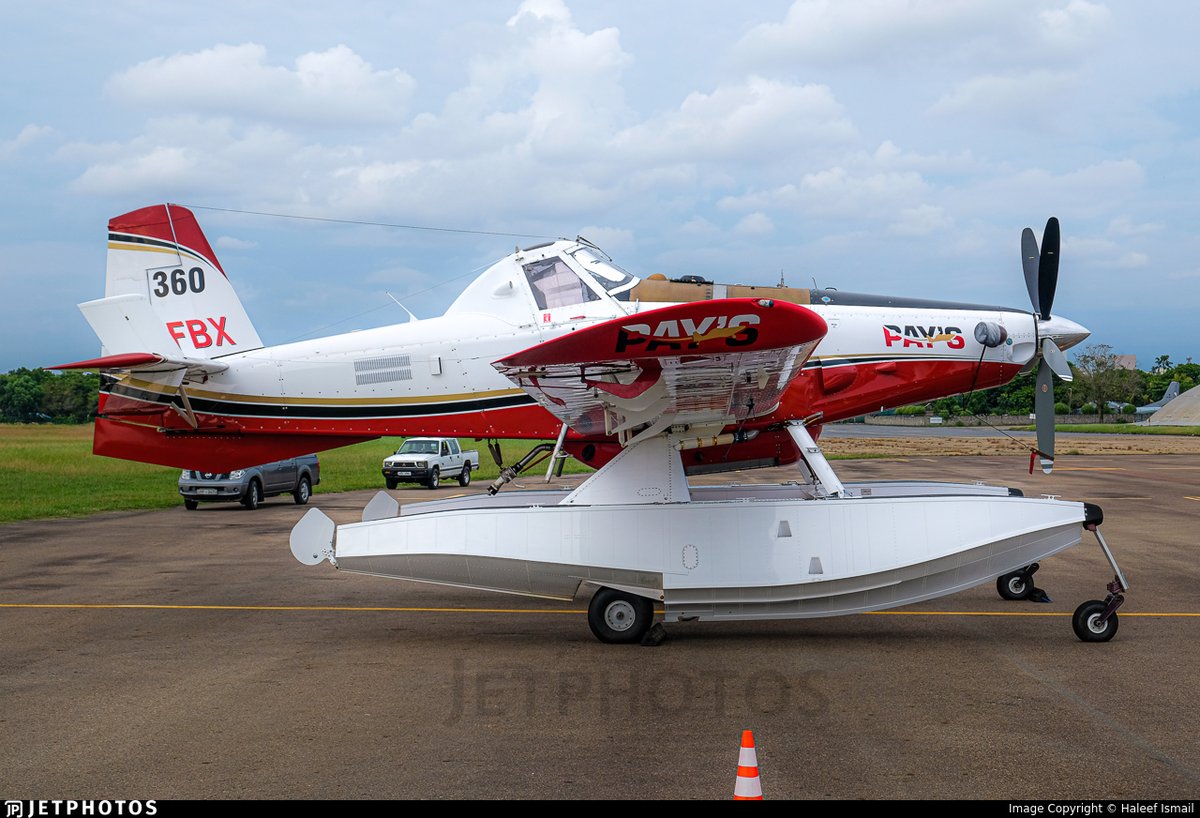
[1114,355,1137,370]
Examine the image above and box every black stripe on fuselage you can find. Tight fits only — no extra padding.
[104,383,537,419]
[809,289,1022,313]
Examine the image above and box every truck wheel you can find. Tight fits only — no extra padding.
[458,463,472,487]
[293,475,311,505]
[184,499,199,511]
[385,478,398,490]
[427,466,440,489]
[242,479,262,510]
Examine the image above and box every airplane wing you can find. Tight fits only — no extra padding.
[493,298,827,445]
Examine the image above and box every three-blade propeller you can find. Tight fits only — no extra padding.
[1023,217,1071,474]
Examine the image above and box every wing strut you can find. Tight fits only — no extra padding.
[786,422,845,498]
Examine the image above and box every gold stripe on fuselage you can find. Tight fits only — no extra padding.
[116,374,525,406]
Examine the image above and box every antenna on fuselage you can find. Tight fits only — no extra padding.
[385,292,419,322]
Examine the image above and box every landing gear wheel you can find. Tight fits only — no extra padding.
[427,466,440,490]
[458,463,472,487]
[587,588,654,644]
[385,478,398,490]
[293,475,311,505]
[242,479,262,510]
[184,499,198,511]
[997,570,1034,600]
[1072,599,1119,642]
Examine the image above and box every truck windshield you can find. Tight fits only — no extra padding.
[397,440,439,454]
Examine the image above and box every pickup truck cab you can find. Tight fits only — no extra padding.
[179,455,320,510]
[382,438,479,490]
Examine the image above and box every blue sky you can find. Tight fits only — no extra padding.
[3,0,1198,372]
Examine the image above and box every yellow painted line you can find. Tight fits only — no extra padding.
[867,611,1200,618]
[0,603,582,614]
[1,603,1197,618]
[1185,497,1200,502]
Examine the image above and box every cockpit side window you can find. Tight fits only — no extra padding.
[522,257,599,310]
[569,248,639,301]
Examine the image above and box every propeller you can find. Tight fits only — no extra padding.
[1022,217,1072,474]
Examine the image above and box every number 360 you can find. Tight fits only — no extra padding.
[152,267,205,297]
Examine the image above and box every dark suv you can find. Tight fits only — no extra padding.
[178,455,320,510]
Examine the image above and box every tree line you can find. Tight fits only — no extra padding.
[0,368,100,423]
[923,344,1197,420]
[1,343,1193,424]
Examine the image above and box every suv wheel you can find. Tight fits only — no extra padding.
[242,479,262,510]
[293,475,311,505]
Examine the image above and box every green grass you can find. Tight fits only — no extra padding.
[0,424,183,522]
[0,424,592,523]
[1009,424,1200,436]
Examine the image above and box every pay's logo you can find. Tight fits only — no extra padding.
[6,801,23,818]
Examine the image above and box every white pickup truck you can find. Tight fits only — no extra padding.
[382,437,480,490]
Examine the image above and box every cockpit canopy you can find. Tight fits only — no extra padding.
[446,240,639,325]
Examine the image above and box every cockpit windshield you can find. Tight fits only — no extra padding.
[522,257,601,310]
[569,247,639,301]
[397,440,439,455]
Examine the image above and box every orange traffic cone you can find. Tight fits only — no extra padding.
[733,729,763,799]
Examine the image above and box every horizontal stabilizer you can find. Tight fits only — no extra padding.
[79,293,179,356]
[47,351,229,376]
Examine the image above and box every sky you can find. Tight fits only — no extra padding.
[3,0,1198,373]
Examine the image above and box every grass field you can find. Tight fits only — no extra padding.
[0,424,589,523]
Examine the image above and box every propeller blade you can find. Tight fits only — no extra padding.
[1041,337,1072,381]
[1021,227,1041,316]
[1034,359,1056,474]
[1037,217,1060,320]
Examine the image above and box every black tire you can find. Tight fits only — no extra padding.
[997,570,1035,601]
[587,588,655,644]
[458,463,472,487]
[184,499,199,511]
[428,466,440,490]
[293,475,311,505]
[1073,599,1118,642]
[385,478,398,490]
[242,479,262,510]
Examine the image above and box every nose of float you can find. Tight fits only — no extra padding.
[1038,314,1090,352]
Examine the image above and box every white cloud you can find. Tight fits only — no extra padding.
[930,69,1080,122]
[577,226,634,254]
[106,43,415,127]
[735,0,1110,69]
[735,212,774,236]
[888,205,953,236]
[215,236,257,250]
[1107,216,1163,237]
[0,124,54,159]
[614,77,856,163]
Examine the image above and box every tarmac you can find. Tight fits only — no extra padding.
[2,453,1199,799]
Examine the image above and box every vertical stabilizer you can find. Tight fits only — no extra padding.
[101,204,262,357]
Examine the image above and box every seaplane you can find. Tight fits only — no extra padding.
[51,204,1131,644]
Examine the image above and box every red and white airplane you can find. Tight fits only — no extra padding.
[52,204,1128,644]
